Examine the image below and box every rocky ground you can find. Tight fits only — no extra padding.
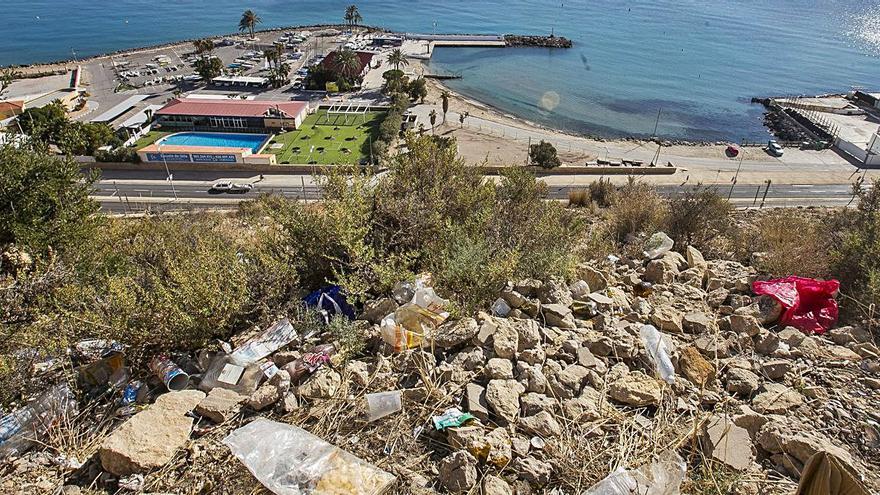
[2,246,879,494]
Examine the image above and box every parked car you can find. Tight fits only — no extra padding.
[767,140,784,157]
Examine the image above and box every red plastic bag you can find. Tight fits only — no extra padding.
[751,277,839,334]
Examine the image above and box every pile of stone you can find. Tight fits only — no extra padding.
[4,244,879,494]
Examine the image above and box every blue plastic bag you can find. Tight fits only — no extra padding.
[303,285,355,320]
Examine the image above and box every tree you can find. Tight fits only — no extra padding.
[239,9,262,39]
[269,63,291,88]
[408,77,427,103]
[18,102,69,144]
[429,109,437,134]
[459,111,469,128]
[382,69,408,96]
[344,5,362,30]
[195,56,224,82]
[440,90,450,124]
[0,68,19,98]
[529,140,561,169]
[334,49,362,80]
[192,39,214,56]
[386,49,408,71]
[0,141,99,256]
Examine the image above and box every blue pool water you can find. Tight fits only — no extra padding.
[4,0,880,140]
[158,132,268,153]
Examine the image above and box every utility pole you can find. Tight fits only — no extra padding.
[156,143,178,199]
[760,179,772,208]
[728,152,744,201]
[652,107,662,138]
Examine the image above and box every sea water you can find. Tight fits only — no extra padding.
[3,0,880,141]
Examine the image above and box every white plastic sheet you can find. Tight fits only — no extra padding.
[223,418,396,495]
[583,450,686,495]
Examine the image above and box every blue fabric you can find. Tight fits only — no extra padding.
[303,285,355,320]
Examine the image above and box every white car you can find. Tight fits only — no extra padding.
[228,183,254,194]
[210,181,232,192]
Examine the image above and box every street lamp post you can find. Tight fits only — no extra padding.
[156,143,178,200]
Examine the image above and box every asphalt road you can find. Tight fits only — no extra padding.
[92,172,865,214]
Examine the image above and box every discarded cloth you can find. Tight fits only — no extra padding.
[795,450,869,495]
[751,276,839,334]
[303,286,355,320]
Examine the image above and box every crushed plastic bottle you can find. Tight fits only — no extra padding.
[639,324,675,384]
[570,280,591,299]
[643,232,674,260]
[0,384,77,458]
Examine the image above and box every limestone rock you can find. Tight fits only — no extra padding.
[483,475,513,495]
[701,415,754,471]
[247,369,291,411]
[520,392,558,416]
[754,329,780,355]
[438,450,478,494]
[517,363,548,394]
[486,358,515,380]
[486,379,524,423]
[577,264,608,292]
[514,456,552,486]
[725,368,760,395]
[519,411,562,438]
[465,383,489,421]
[346,360,370,388]
[514,319,542,351]
[686,246,708,272]
[561,395,602,421]
[651,306,683,334]
[760,359,791,380]
[541,304,576,330]
[537,278,573,307]
[732,405,768,438]
[608,371,663,407]
[195,388,243,424]
[751,383,803,414]
[777,327,806,347]
[683,312,713,334]
[729,314,761,337]
[756,420,858,478]
[485,427,513,467]
[297,368,340,399]
[435,318,479,348]
[99,390,205,476]
[678,346,715,387]
[828,326,871,345]
[645,257,679,284]
[493,320,519,359]
[707,288,730,308]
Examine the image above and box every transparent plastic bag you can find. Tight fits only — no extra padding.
[231,318,297,365]
[365,391,401,422]
[0,384,77,458]
[223,418,396,495]
[198,354,263,395]
[643,232,674,260]
[583,450,686,495]
[380,303,449,352]
[639,325,675,384]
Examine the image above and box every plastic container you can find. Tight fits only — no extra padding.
[570,280,591,299]
[491,298,512,317]
[583,449,685,495]
[643,232,674,260]
[639,325,675,384]
[149,355,189,391]
[0,384,77,458]
[198,354,263,395]
[365,391,402,422]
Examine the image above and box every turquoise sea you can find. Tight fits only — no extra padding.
[3,0,880,140]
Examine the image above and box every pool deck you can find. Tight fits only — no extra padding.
[138,143,256,154]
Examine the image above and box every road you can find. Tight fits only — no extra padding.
[91,170,865,214]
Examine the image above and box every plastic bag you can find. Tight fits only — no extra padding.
[231,318,298,365]
[380,303,448,352]
[198,354,263,395]
[640,325,675,384]
[0,384,77,458]
[751,276,840,334]
[285,344,335,382]
[583,450,686,495]
[223,418,396,495]
[643,232,674,260]
[304,286,355,321]
[365,391,401,422]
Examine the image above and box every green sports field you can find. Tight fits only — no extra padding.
[266,111,385,165]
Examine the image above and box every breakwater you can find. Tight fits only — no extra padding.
[504,35,572,48]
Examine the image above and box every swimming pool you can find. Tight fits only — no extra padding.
[158,132,269,153]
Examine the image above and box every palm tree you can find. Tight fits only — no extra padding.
[269,63,290,88]
[429,109,437,134]
[192,39,214,56]
[440,90,450,124]
[386,49,408,71]
[459,111,468,128]
[344,5,362,31]
[334,49,362,80]
[239,10,262,39]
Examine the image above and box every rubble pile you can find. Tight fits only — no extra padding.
[2,240,879,494]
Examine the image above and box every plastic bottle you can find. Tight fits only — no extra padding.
[639,324,675,384]
[643,232,674,260]
[569,280,591,299]
[365,391,402,422]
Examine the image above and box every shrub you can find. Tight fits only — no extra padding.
[588,178,615,207]
[568,189,590,207]
[607,178,666,243]
[664,186,733,252]
[751,211,831,278]
[829,179,880,315]
[529,140,561,169]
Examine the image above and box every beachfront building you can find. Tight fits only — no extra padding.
[154,98,309,132]
[318,51,375,81]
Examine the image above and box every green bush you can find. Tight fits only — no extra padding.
[607,178,666,243]
[664,185,733,252]
[830,180,880,315]
[529,140,561,169]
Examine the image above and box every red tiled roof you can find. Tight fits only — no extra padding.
[0,100,25,117]
[156,99,308,118]
[320,51,375,75]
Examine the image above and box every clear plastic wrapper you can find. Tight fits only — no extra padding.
[231,318,297,365]
[0,384,77,458]
[582,450,685,495]
[365,391,401,422]
[643,232,674,260]
[223,418,396,495]
[198,354,263,395]
[639,324,676,384]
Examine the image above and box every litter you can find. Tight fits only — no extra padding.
[490,298,512,317]
[199,354,263,395]
[795,450,869,495]
[379,283,451,352]
[391,273,432,304]
[231,318,297,365]
[365,391,402,422]
[432,408,476,431]
[640,325,675,384]
[284,344,335,381]
[643,232,674,260]
[223,418,396,495]
[304,286,356,321]
[582,449,686,495]
[78,349,128,392]
[0,384,77,458]
[751,276,840,334]
[121,380,143,406]
[149,354,190,391]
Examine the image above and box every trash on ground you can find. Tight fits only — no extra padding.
[149,354,190,391]
[285,344,335,381]
[121,380,143,406]
[582,449,686,495]
[0,384,77,458]
[491,297,512,317]
[365,391,402,422]
[198,354,263,395]
[231,318,297,365]
[643,232,674,260]
[223,418,396,495]
[640,324,675,384]
[78,349,128,392]
[304,286,356,321]
[432,408,476,431]
[795,450,870,495]
[752,276,840,334]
